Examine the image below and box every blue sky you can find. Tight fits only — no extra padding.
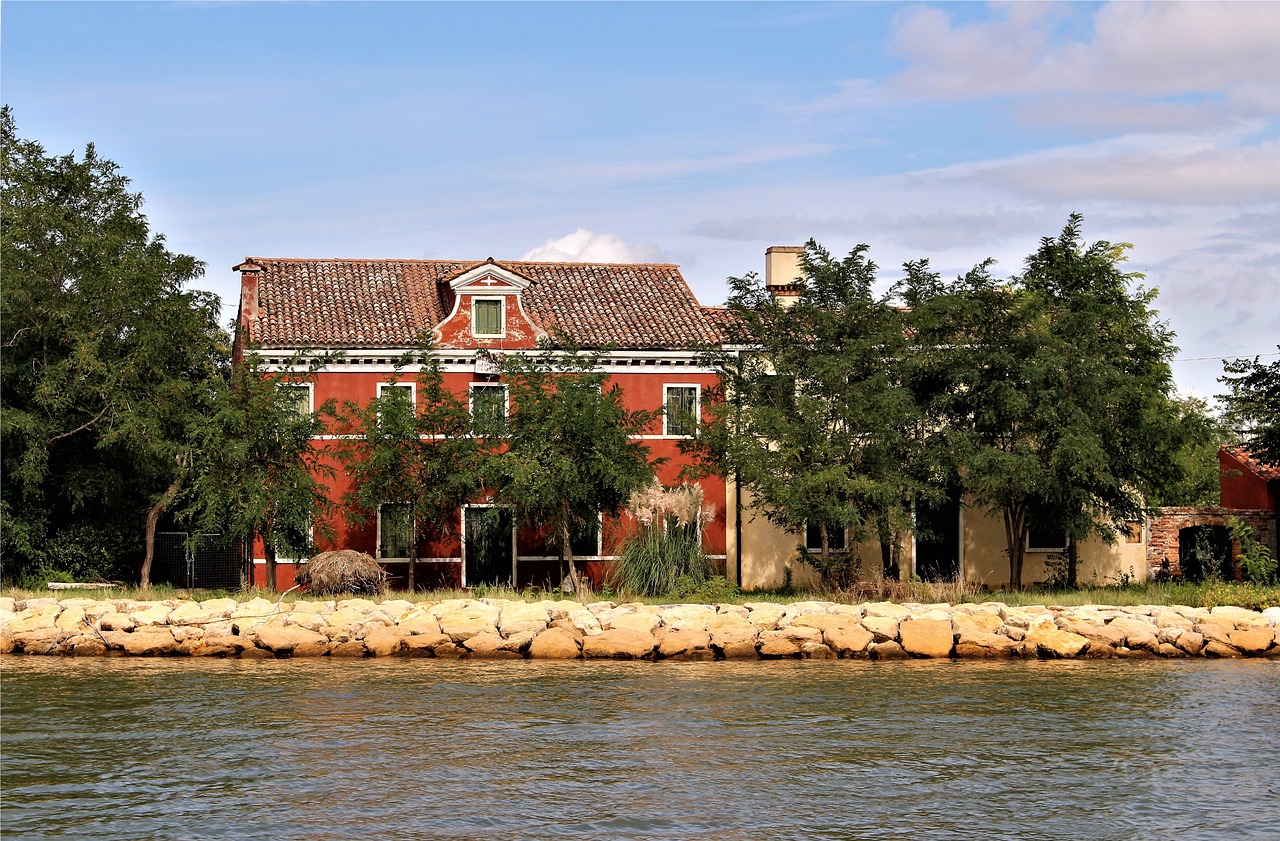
[4,1,1277,401]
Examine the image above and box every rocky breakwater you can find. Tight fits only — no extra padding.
[2,596,1279,661]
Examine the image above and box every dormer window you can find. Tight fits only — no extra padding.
[473,298,504,338]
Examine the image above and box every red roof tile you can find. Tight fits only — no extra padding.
[242,258,721,350]
[1224,446,1280,481]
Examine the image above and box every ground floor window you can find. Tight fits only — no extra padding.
[379,503,414,560]
[569,513,601,557]
[805,522,848,553]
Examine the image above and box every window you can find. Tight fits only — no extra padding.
[1124,520,1143,544]
[377,383,415,428]
[805,522,848,553]
[379,503,414,560]
[473,298,504,337]
[569,514,601,558]
[277,384,312,419]
[470,384,508,433]
[1026,523,1068,552]
[664,385,699,437]
[276,520,314,562]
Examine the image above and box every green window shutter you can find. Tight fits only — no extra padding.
[475,299,502,335]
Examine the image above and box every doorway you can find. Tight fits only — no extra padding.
[1178,525,1232,582]
[463,506,515,587]
[915,492,961,582]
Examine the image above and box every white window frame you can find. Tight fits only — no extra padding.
[277,383,314,419]
[460,503,518,588]
[1026,525,1068,553]
[663,383,700,438]
[469,383,509,424]
[804,522,850,554]
[275,521,315,563]
[377,381,416,425]
[377,502,415,561]
[471,296,506,338]
[569,510,604,559]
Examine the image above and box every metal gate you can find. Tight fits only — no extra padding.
[154,532,245,590]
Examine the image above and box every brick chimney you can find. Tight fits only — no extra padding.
[764,246,803,307]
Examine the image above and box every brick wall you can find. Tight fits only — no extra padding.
[1147,507,1275,579]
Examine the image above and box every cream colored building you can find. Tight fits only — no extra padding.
[724,246,1149,590]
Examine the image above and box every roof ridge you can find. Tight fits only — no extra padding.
[244,256,682,268]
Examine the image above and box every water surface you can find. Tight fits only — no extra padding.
[3,658,1277,840]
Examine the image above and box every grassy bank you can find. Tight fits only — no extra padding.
[6,578,1279,612]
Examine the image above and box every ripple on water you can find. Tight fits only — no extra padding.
[2,657,1278,841]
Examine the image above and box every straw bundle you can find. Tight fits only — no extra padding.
[299,550,388,595]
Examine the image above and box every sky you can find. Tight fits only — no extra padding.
[3,1,1277,402]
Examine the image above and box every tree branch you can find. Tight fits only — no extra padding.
[46,405,109,444]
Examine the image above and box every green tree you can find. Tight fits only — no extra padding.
[1,106,226,584]
[1147,396,1230,507]
[331,343,482,591]
[1220,348,1280,467]
[904,214,1184,588]
[181,352,334,591]
[698,241,923,585]
[481,342,659,594]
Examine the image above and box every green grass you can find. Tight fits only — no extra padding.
[6,579,1279,611]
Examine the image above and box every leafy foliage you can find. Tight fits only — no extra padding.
[1,107,226,582]
[696,241,923,585]
[902,214,1185,587]
[1220,348,1280,467]
[180,352,334,590]
[481,342,659,593]
[330,342,482,590]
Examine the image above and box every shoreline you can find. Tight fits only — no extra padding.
[3,595,1278,660]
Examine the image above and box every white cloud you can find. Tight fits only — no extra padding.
[520,229,659,264]
[890,1,1280,103]
[913,134,1280,205]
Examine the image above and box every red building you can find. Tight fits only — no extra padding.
[234,256,729,590]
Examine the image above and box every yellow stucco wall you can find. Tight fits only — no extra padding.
[728,478,1148,590]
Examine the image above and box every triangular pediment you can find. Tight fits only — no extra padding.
[448,262,532,294]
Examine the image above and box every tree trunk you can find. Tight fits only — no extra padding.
[408,517,417,593]
[140,477,182,588]
[1003,506,1026,589]
[265,542,278,593]
[819,522,832,584]
[561,519,582,597]
[1066,539,1079,589]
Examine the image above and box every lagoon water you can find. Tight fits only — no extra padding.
[2,658,1278,840]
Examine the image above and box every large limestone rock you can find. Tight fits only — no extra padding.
[402,633,453,657]
[1210,605,1268,628]
[285,611,328,633]
[528,628,582,659]
[398,609,442,636]
[11,628,70,655]
[743,602,787,629]
[364,626,409,656]
[1227,627,1274,655]
[863,602,912,619]
[498,602,550,637]
[657,630,713,661]
[1026,626,1089,658]
[437,607,499,643]
[658,604,717,632]
[791,613,856,633]
[54,605,88,632]
[869,640,908,660]
[757,630,803,658]
[861,616,901,642]
[6,607,60,634]
[900,618,954,658]
[119,628,180,656]
[954,632,1015,658]
[1175,630,1205,656]
[567,609,603,637]
[953,612,1004,637]
[464,631,522,659]
[609,611,662,635]
[1064,620,1126,648]
[1106,618,1159,652]
[253,626,329,657]
[707,614,758,650]
[329,639,369,657]
[582,628,655,660]
[824,625,873,657]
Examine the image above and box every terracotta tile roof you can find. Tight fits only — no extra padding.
[243,258,721,350]
[1224,446,1280,481]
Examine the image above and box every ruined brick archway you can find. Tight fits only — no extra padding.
[1147,507,1275,580]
